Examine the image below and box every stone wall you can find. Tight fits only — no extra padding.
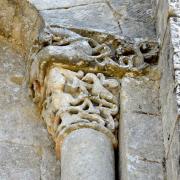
[152,0,180,179]
[0,1,60,179]
[1,0,179,180]
[120,75,165,180]
[0,0,44,54]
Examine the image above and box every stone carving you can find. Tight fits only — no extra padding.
[29,27,159,86]
[29,26,159,158]
[30,66,119,158]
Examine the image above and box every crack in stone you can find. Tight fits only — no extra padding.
[133,110,160,116]
[0,140,48,149]
[166,116,180,159]
[39,2,104,11]
[139,157,162,164]
[105,1,123,35]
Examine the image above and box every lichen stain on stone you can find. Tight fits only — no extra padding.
[35,146,43,157]
[10,75,24,85]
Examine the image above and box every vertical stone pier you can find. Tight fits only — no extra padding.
[61,129,115,180]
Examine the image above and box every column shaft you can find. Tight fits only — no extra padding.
[61,128,115,180]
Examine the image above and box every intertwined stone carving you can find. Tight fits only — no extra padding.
[29,27,159,82]
[29,26,159,157]
[30,66,119,157]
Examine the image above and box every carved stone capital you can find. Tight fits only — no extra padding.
[29,27,159,158]
[29,27,159,82]
[31,65,119,158]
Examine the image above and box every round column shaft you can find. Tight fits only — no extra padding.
[61,128,115,180]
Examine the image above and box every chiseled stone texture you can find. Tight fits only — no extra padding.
[120,77,164,180]
[61,128,115,180]
[159,21,177,156]
[125,157,164,180]
[119,0,155,38]
[157,2,180,179]
[0,142,41,180]
[0,0,42,53]
[28,0,155,38]
[153,0,180,44]
[166,17,180,180]
[0,38,60,180]
[28,0,106,10]
[169,0,180,17]
[166,122,180,180]
[40,3,121,35]
[154,0,169,42]
[159,16,180,180]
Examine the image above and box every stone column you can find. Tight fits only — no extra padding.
[61,128,115,180]
[30,64,119,180]
[42,67,119,180]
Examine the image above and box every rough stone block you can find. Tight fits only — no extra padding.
[156,0,180,43]
[125,156,164,180]
[0,0,43,53]
[120,18,155,38]
[120,77,160,115]
[0,39,51,147]
[0,0,15,38]
[156,0,169,42]
[166,122,180,180]
[121,112,164,162]
[29,0,106,10]
[0,38,60,179]
[169,0,180,17]
[40,3,120,35]
[159,20,178,155]
[40,147,61,180]
[109,0,156,38]
[170,17,180,53]
[0,142,41,180]
[120,77,165,180]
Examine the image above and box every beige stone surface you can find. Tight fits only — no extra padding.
[40,3,121,35]
[154,0,180,43]
[166,122,180,180]
[1,0,176,180]
[29,0,155,38]
[156,1,180,179]
[120,77,165,180]
[28,0,106,10]
[159,23,177,155]
[0,38,60,180]
[61,128,115,180]
[0,0,42,53]
[0,142,41,180]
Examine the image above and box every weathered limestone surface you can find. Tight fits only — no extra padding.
[153,0,180,43]
[159,21,177,156]
[29,0,155,38]
[0,0,43,53]
[120,76,165,180]
[28,0,107,10]
[61,128,115,180]
[0,38,60,180]
[0,142,41,180]
[31,66,120,158]
[40,3,121,35]
[0,0,168,180]
[154,0,180,179]
[166,122,180,180]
